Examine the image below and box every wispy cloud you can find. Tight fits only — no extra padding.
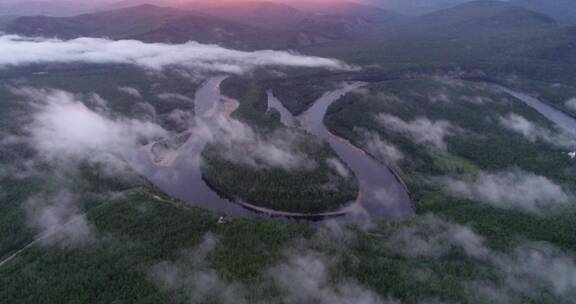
[383,214,489,259]
[200,114,318,170]
[498,113,576,148]
[118,86,142,98]
[326,158,351,178]
[0,35,353,74]
[376,113,457,151]
[25,190,95,247]
[14,87,167,166]
[565,98,576,112]
[375,212,576,303]
[4,87,166,246]
[269,250,393,304]
[150,233,247,304]
[157,92,194,103]
[356,128,404,165]
[443,170,571,214]
[469,242,576,303]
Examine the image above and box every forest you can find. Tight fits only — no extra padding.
[323,78,576,252]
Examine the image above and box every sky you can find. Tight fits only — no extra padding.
[0,0,427,9]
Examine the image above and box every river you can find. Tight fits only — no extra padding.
[136,79,576,221]
[279,86,414,219]
[138,78,415,220]
[136,77,259,218]
[498,86,576,138]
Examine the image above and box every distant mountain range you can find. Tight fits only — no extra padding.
[3,1,403,49]
[3,0,576,62]
[372,0,473,15]
[302,0,576,77]
[510,0,576,24]
[4,5,287,49]
[0,1,102,17]
[2,0,576,26]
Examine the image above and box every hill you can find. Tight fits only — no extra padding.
[305,1,576,83]
[376,0,473,15]
[290,0,401,20]
[184,0,404,42]
[4,4,286,50]
[0,0,101,17]
[4,2,404,49]
[191,1,310,29]
[511,0,576,25]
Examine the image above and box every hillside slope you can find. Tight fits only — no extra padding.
[511,0,576,24]
[305,1,576,82]
[5,4,286,50]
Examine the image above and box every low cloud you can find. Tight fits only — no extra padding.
[3,87,169,247]
[460,95,494,104]
[354,88,404,104]
[163,109,194,131]
[150,227,396,304]
[498,243,576,301]
[14,87,167,166]
[427,88,451,103]
[157,92,194,103]
[326,158,351,178]
[357,129,404,165]
[0,35,352,74]
[264,220,395,304]
[498,113,576,148]
[269,250,395,304]
[376,212,576,303]
[565,98,576,112]
[376,113,456,151]
[25,190,94,247]
[444,170,571,213]
[150,233,247,304]
[212,122,317,171]
[171,110,318,171]
[118,86,142,98]
[470,243,576,303]
[383,214,489,259]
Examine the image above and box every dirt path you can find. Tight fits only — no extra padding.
[0,237,45,268]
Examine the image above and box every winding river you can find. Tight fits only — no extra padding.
[136,77,576,221]
[270,86,414,219]
[137,77,259,218]
[137,77,415,220]
[497,86,576,137]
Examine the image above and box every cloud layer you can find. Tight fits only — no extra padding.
[5,87,167,245]
[270,251,391,304]
[150,233,247,304]
[25,190,94,247]
[384,214,488,259]
[444,170,571,213]
[565,98,576,112]
[206,116,318,170]
[379,214,576,303]
[499,113,576,148]
[0,35,352,74]
[376,113,456,151]
[15,87,167,165]
[357,129,404,166]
